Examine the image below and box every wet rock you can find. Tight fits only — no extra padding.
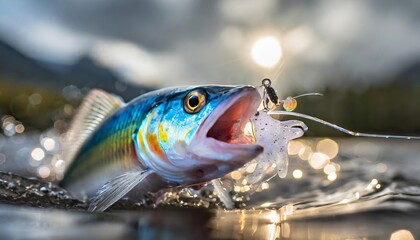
[0,172,87,210]
[0,172,223,211]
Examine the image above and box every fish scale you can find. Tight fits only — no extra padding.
[61,100,151,190]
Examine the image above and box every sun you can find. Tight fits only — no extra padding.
[251,36,283,68]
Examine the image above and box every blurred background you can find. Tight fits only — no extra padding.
[0,0,419,180]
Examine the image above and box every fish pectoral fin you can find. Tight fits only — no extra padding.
[88,169,151,212]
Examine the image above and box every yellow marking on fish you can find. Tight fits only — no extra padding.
[137,129,147,153]
[158,123,168,143]
[147,133,168,161]
[184,127,194,138]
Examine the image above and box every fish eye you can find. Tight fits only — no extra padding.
[184,90,207,113]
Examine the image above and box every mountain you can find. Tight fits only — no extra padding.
[0,40,62,89]
[0,39,153,101]
[392,60,420,86]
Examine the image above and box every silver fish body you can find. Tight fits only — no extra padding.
[61,85,263,211]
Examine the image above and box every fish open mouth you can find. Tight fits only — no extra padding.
[196,86,262,148]
[186,86,263,180]
[206,92,259,144]
[188,86,263,164]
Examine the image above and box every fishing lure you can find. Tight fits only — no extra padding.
[260,78,420,140]
[243,78,420,187]
[246,112,307,184]
[61,86,264,211]
[261,78,323,111]
[237,79,320,185]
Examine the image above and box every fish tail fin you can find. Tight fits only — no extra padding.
[63,89,125,166]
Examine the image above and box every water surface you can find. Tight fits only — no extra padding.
[0,138,419,239]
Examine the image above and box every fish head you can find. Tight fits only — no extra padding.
[135,85,263,184]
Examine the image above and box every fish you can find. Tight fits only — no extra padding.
[60,85,264,211]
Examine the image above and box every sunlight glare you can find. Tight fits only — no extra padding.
[251,36,282,68]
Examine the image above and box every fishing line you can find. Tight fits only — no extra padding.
[268,110,420,140]
[283,92,324,100]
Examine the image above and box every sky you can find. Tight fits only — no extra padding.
[0,0,420,94]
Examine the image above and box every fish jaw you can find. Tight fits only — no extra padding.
[188,86,263,169]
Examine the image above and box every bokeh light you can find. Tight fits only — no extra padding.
[376,163,388,173]
[15,124,24,133]
[251,36,282,68]
[298,146,313,160]
[41,137,56,152]
[230,171,242,180]
[292,169,303,179]
[287,140,304,155]
[38,166,51,178]
[323,163,337,174]
[54,159,65,170]
[390,229,415,240]
[309,152,329,169]
[367,179,379,190]
[245,162,257,173]
[316,138,339,159]
[31,148,45,161]
[327,172,337,181]
[261,182,269,190]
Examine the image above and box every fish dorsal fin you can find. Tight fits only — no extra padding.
[64,89,124,164]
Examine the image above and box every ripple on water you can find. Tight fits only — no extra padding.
[0,139,419,239]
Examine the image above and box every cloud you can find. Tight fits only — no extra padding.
[91,40,185,87]
[0,0,420,92]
